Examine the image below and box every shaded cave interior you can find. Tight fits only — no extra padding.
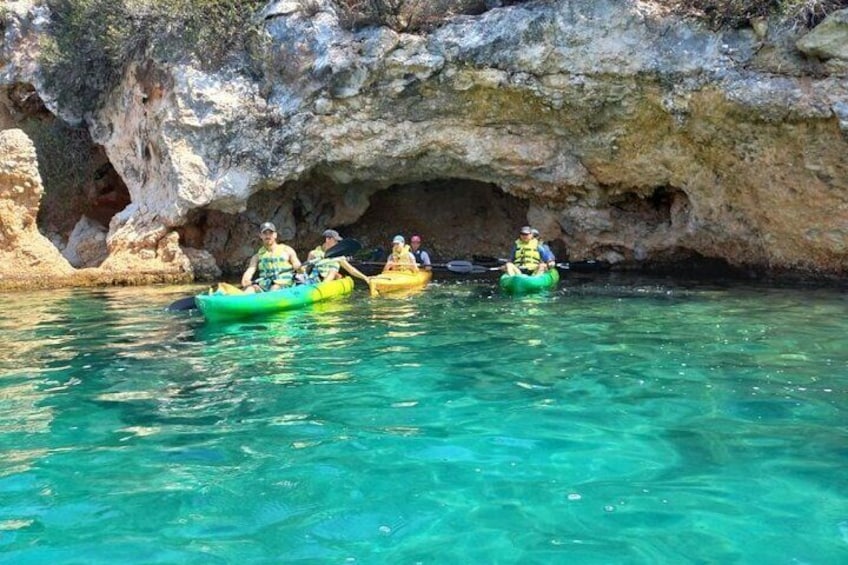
[183,177,717,278]
[184,178,539,276]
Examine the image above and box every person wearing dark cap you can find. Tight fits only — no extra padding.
[409,234,431,271]
[531,228,556,270]
[383,235,419,272]
[504,225,549,276]
[241,222,302,293]
[306,229,371,284]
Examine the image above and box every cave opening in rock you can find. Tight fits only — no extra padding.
[182,178,533,277]
[2,83,131,268]
[346,179,530,262]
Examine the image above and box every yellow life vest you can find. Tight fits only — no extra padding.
[513,237,541,271]
[257,245,294,287]
[310,245,340,279]
[391,244,415,272]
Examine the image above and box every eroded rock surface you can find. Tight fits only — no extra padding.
[1,0,847,288]
[0,128,74,284]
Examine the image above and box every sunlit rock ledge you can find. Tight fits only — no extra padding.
[1,1,847,290]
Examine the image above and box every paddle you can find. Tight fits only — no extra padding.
[167,238,362,311]
[471,253,607,272]
[166,281,245,312]
[445,260,497,274]
[446,260,578,274]
[351,260,453,271]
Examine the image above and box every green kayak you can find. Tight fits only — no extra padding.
[195,277,354,322]
[499,268,560,295]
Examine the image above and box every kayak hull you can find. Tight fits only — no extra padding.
[368,270,432,296]
[196,277,354,321]
[499,268,560,295]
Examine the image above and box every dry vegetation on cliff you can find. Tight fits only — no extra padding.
[38,0,848,117]
[41,0,266,115]
[329,1,848,31]
[668,0,848,29]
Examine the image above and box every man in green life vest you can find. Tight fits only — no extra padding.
[306,229,371,284]
[241,222,302,293]
[504,225,550,276]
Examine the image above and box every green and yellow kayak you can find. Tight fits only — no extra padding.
[196,277,354,322]
[499,268,560,295]
[368,270,432,297]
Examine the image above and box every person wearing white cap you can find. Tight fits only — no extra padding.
[306,229,371,284]
[409,234,431,271]
[503,225,549,276]
[383,235,419,272]
[241,221,302,293]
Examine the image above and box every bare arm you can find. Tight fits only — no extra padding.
[241,255,258,287]
[339,258,370,283]
[287,246,302,271]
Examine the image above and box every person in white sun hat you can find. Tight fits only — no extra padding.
[383,235,419,272]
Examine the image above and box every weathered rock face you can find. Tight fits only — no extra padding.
[0,128,214,289]
[1,0,847,287]
[0,128,74,281]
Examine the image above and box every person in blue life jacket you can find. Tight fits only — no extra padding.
[241,222,302,293]
[305,229,371,284]
[504,225,551,276]
[409,234,432,271]
[532,228,557,270]
[383,235,419,272]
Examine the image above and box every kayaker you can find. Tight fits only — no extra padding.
[503,225,550,276]
[383,235,419,272]
[241,222,302,293]
[306,229,371,284]
[531,228,557,270]
[409,235,432,271]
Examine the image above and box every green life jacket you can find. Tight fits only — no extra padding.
[257,245,294,287]
[310,245,340,279]
[513,237,541,271]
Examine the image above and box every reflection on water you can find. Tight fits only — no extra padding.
[0,277,846,562]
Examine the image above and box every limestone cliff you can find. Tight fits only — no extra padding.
[0,128,74,285]
[1,0,847,288]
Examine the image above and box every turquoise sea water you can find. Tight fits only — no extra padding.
[0,275,846,563]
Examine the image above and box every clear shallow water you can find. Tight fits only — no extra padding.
[0,277,846,563]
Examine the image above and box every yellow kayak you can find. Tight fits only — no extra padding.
[368,270,432,297]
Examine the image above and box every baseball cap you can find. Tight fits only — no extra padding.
[519,226,532,235]
[322,229,342,241]
[411,235,422,243]
[260,222,276,233]
[531,228,540,237]
[392,235,405,245]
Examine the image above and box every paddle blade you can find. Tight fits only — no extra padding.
[446,260,475,274]
[167,295,197,311]
[325,238,362,259]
